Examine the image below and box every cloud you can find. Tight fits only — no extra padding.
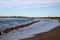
[0,0,60,8]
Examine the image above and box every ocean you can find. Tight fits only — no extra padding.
[0,18,34,31]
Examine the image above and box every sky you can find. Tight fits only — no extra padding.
[0,0,60,17]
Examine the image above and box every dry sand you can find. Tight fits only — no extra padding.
[22,26,60,40]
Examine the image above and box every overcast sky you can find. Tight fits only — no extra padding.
[0,0,60,17]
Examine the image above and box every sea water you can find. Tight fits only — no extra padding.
[0,18,34,31]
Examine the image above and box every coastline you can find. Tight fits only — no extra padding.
[22,26,60,40]
[0,17,60,40]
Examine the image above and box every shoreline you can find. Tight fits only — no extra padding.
[22,26,60,40]
[0,18,60,40]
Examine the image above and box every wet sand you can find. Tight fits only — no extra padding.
[22,26,60,40]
